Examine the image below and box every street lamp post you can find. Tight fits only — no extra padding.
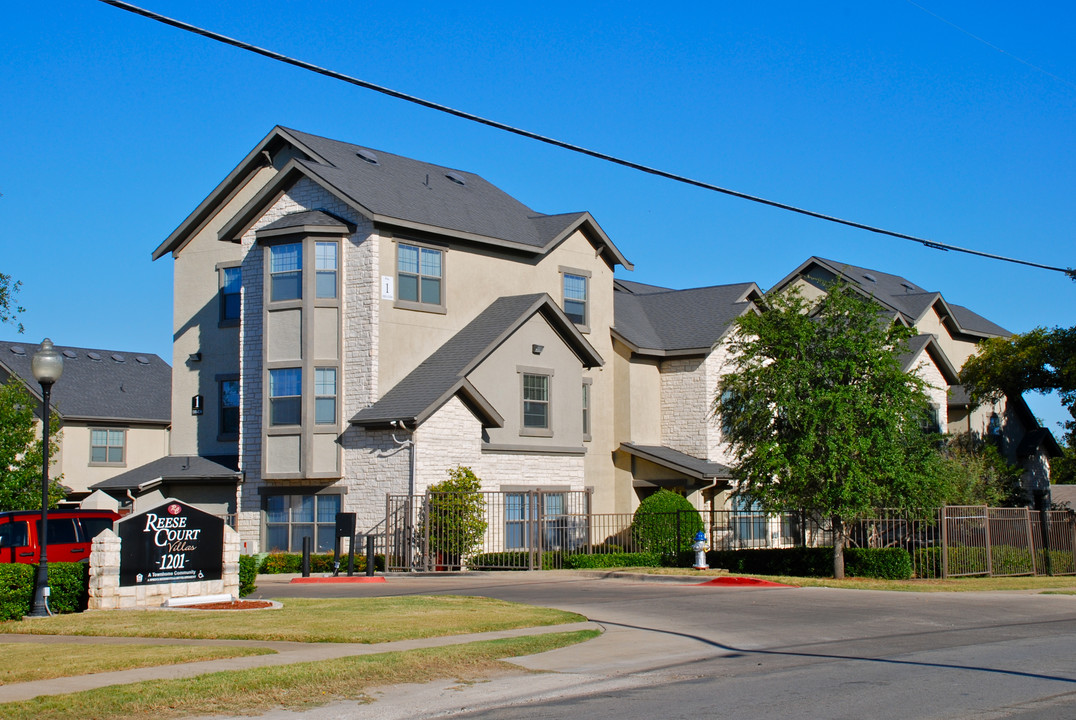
[28,338,63,618]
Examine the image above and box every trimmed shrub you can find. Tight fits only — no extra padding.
[0,564,35,621]
[470,551,561,570]
[239,555,258,596]
[681,547,913,579]
[845,548,913,580]
[564,552,663,569]
[257,552,381,574]
[631,490,703,555]
[0,563,89,620]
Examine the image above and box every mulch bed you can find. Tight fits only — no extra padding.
[179,600,274,610]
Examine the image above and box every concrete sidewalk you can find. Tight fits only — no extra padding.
[0,620,601,703]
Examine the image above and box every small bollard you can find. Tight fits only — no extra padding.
[301,536,312,577]
[366,534,376,577]
[692,530,709,570]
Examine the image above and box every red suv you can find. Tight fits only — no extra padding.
[0,510,121,564]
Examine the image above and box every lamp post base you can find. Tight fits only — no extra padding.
[27,562,50,617]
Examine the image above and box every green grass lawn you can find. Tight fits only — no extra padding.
[0,631,598,720]
[0,643,274,685]
[1,596,584,643]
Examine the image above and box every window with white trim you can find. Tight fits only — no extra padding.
[563,273,587,326]
[397,243,443,307]
[522,374,550,430]
[269,368,301,426]
[315,242,337,299]
[269,243,302,301]
[315,367,337,425]
[90,429,125,465]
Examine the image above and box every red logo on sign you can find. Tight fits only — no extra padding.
[167,504,182,516]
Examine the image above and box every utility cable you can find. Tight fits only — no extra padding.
[98,0,1075,280]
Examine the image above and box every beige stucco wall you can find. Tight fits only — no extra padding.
[169,165,275,458]
[56,423,170,496]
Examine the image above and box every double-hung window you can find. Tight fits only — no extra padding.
[315,242,337,299]
[315,368,337,425]
[563,273,587,326]
[219,266,241,323]
[270,243,302,301]
[90,429,125,464]
[397,243,443,307]
[522,373,550,431]
[219,379,240,436]
[269,368,301,426]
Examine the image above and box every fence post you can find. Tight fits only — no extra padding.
[676,509,682,557]
[941,507,949,579]
[423,492,432,572]
[585,488,593,556]
[983,506,994,577]
[1036,491,1053,576]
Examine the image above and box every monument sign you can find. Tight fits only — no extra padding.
[118,501,224,586]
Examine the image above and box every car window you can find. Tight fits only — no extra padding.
[38,519,79,544]
[80,517,115,542]
[0,522,29,548]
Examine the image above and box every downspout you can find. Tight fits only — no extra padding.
[391,421,415,496]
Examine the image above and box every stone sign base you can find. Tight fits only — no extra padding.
[88,527,240,610]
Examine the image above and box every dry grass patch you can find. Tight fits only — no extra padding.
[0,643,273,685]
[0,630,599,720]
[0,597,583,643]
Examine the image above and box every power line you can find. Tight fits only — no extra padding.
[904,0,1076,92]
[98,0,1075,280]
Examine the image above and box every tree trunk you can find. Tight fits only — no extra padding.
[832,515,845,579]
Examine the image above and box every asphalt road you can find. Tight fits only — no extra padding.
[251,573,1076,719]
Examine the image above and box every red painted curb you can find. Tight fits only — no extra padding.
[289,577,387,584]
[695,576,794,588]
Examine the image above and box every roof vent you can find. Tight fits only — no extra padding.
[9,345,25,355]
[901,282,916,292]
[356,149,379,165]
[135,355,150,365]
[444,171,466,186]
[62,349,77,359]
[111,354,126,363]
[862,273,877,283]
[87,352,102,361]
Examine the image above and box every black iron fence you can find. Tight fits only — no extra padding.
[379,493,1076,578]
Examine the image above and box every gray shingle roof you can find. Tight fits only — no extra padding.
[90,455,240,491]
[0,341,170,423]
[614,283,758,354]
[804,257,1010,337]
[258,209,352,233]
[613,278,673,295]
[619,443,731,479]
[352,294,603,426]
[281,128,609,254]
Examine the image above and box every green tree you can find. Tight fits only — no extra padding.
[713,284,944,578]
[936,433,1026,506]
[0,273,25,334]
[0,377,64,510]
[960,326,1076,483]
[423,466,488,566]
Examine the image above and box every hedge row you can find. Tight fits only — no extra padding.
[912,546,1074,578]
[0,563,90,621]
[671,547,914,579]
[564,552,663,569]
[256,552,385,574]
[469,551,561,570]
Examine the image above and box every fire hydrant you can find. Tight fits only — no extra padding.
[692,530,709,570]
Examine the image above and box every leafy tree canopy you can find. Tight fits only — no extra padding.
[0,273,25,334]
[0,377,64,511]
[713,284,944,577]
[936,433,1026,506]
[424,466,488,561]
[960,326,1076,445]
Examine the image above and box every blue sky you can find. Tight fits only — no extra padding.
[2,1,1073,434]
